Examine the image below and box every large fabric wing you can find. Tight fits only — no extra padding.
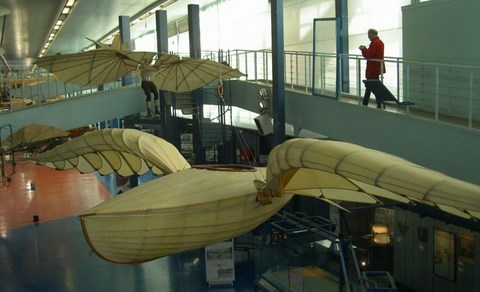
[26,128,191,176]
[35,49,156,86]
[153,57,245,93]
[78,167,289,264]
[153,53,181,66]
[2,124,69,147]
[265,138,480,219]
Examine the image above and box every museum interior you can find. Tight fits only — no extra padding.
[0,0,479,291]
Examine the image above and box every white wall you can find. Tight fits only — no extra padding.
[403,0,480,64]
[402,0,480,116]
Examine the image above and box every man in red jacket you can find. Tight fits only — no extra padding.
[359,29,385,108]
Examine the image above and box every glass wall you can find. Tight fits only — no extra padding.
[131,0,412,59]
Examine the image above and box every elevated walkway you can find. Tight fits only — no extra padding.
[0,85,146,131]
[1,80,480,187]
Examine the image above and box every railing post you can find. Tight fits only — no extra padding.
[20,71,25,109]
[29,72,35,105]
[305,54,308,94]
[356,57,361,104]
[469,70,473,128]
[237,51,244,80]
[435,67,439,122]
[337,54,342,100]
[295,52,299,91]
[235,49,240,76]
[35,73,41,106]
[226,49,231,67]
[396,58,400,101]
[380,61,384,82]
[55,74,59,100]
[320,54,325,94]
[265,51,269,85]
[290,53,294,91]
[406,64,410,115]
[254,51,257,82]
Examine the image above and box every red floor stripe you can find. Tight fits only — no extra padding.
[0,161,112,230]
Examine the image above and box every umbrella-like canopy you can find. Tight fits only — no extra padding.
[3,124,69,146]
[2,124,70,153]
[35,48,156,86]
[153,57,245,93]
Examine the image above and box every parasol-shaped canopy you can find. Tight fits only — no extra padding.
[153,57,245,93]
[35,48,156,86]
[2,124,70,153]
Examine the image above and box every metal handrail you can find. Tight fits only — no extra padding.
[1,49,479,130]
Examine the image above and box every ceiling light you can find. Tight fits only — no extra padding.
[160,0,178,9]
[259,88,269,98]
[36,0,77,69]
[371,224,390,245]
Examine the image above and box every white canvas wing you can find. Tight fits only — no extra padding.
[26,128,191,176]
[265,138,480,219]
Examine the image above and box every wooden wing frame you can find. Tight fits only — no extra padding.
[26,128,191,176]
[265,138,480,219]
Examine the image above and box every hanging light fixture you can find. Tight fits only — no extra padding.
[38,0,77,58]
[371,223,391,245]
[254,88,273,135]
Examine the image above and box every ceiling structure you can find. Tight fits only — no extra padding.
[0,0,214,71]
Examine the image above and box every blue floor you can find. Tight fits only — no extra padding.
[0,217,256,291]
[0,172,257,291]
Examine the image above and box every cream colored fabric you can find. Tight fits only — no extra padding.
[26,133,480,263]
[2,124,69,147]
[153,57,245,93]
[27,128,190,176]
[80,167,289,263]
[266,138,480,219]
[35,48,157,86]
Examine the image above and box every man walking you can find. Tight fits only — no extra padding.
[359,28,385,108]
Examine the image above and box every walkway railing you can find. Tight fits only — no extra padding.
[2,49,480,129]
[213,49,480,129]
